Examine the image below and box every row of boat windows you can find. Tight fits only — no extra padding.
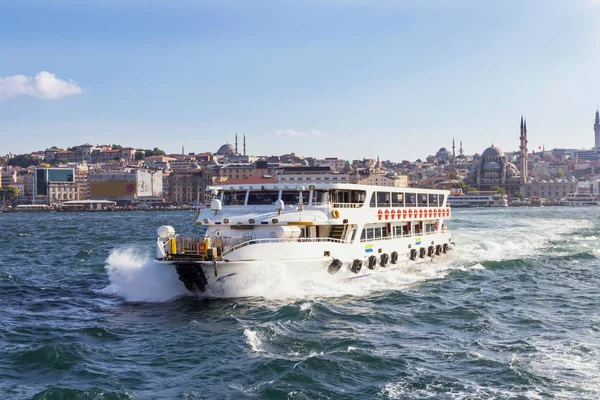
[369,192,445,208]
[220,189,446,207]
[359,222,438,240]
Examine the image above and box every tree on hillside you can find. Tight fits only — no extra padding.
[135,151,145,161]
[152,147,166,156]
[490,185,506,195]
[111,144,123,150]
[49,158,69,166]
[50,146,60,150]
[7,154,40,168]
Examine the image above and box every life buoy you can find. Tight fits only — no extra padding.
[390,209,396,220]
[428,209,433,218]
[447,208,451,217]
[351,259,363,274]
[390,251,399,264]
[378,209,383,220]
[408,209,413,219]
[328,259,343,274]
[380,253,390,267]
[384,209,390,220]
[332,209,340,219]
[367,255,377,270]
[409,248,417,261]
[419,209,424,218]
[402,209,408,219]
[419,247,427,258]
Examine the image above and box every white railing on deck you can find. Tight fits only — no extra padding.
[223,237,351,255]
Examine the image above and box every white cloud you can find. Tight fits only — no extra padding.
[0,71,83,101]
[275,129,322,137]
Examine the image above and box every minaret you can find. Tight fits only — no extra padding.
[235,133,238,154]
[519,116,528,184]
[452,138,456,158]
[594,109,600,149]
[182,145,184,155]
[243,134,247,156]
[459,141,463,157]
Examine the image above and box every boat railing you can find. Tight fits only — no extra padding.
[223,236,351,255]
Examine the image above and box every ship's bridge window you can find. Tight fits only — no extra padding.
[406,193,416,207]
[428,193,439,207]
[369,192,376,207]
[418,194,428,207]
[247,191,279,205]
[313,190,330,205]
[281,190,309,205]
[392,192,404,207]
[222,191,247,206]
[377,191,391,207]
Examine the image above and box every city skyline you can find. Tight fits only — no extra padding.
[1,0,600,160]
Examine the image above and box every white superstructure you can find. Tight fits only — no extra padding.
[155,183,454,292]
[447,190,508,208]
[560,192,600,206]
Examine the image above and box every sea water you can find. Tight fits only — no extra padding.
[1,208,599,399]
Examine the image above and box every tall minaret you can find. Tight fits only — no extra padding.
[452,138,456,158]
[520,116,528,184]
[594,109,600,149]
[235,133,238,154]
[243,134,246,156]
[459,141,463,157]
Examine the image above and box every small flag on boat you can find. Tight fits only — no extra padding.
[364,244,374,253]
[415,237,421,245]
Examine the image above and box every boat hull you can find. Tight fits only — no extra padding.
[157,233,454,292]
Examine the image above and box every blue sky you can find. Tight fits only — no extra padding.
[1,0,599,161]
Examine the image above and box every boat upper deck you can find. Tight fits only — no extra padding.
[207,184,450,209]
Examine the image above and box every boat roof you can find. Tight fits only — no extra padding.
[209,183,449,194]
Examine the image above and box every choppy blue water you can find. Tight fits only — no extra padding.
[1,208,599,399]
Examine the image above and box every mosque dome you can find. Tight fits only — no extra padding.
[216,144,236,156]
[438,147,448,153]
[482,145,504,158]
[483,161,500,170]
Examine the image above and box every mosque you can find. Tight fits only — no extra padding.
[463,117,529,195]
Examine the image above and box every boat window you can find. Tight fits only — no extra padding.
[406,193,416,207]
[247,191,279,205]
[360,229,366,240]
[351,190,367,205]
[392,192,404,207]
[369,192,376,207]
[377,191,390,207]
[428,193,438,207]
[418,194,428,207]
[281,191,309,205]
[366,228,374,239]
[313,190,330,205]
[374,227,382,238]
[222,191,247,206]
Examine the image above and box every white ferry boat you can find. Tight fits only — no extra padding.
[560,192,600,206]
[155,184,454,293]
[447,189,508,208]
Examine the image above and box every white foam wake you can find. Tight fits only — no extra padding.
[103,247,188,302]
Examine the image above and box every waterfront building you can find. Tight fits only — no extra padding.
[32,167,77,204]
[358,173,408,187]
[88,168,163,203]
[168,168,212,204]
[212,161,278,184]
[275,167,350,184]
[313,158,347,172]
